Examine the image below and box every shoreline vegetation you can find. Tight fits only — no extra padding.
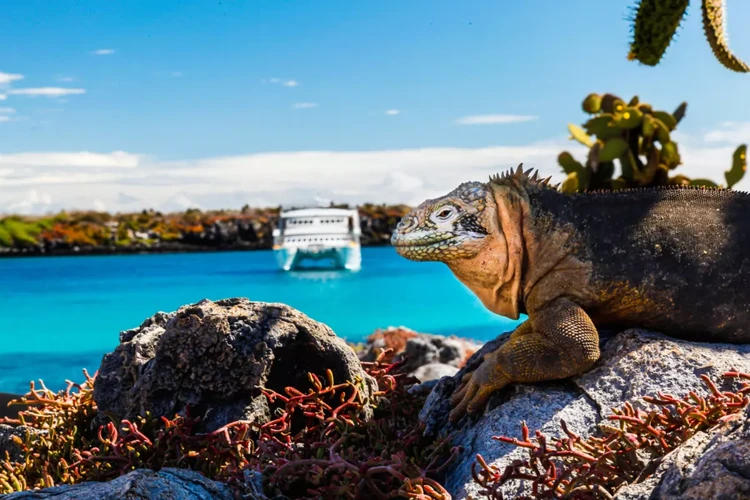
[0,203,410,258]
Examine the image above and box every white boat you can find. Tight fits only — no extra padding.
[272,206,362,271]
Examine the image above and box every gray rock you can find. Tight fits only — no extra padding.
[438,338,468,366]
[94,298,379,432]
[358,326,482,375]
[402,336,441,371]
[419,329,750,499]
[2,468,236,499]
[0,425,42,463]
[412,362,459,384]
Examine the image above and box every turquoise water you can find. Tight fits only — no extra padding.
[0,247,522,393]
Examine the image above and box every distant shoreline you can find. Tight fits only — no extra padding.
[0,240,393,259]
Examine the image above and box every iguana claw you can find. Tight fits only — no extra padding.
[449,352,510,423]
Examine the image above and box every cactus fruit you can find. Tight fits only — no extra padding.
[558,92,747,192]
[582,93,602,114]
[628,0,748,73]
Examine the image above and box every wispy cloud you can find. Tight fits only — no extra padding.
[0,94,6,101]
[57,76,75,83]
[2,122,747,215]
[0,107,15,114]
[293,102,318,109]
[385,109,401,116]
[0,151,140,168]
[92,49,115,55]
[265,78,300,87]
[9,87,86,97]
[703,121,750,144]
[0,116,9,123]
[456,114,538,125]
[0,72,24,85]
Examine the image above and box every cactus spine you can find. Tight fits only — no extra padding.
[628,0,749,73]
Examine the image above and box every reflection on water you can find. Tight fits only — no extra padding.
[286,269,354,282]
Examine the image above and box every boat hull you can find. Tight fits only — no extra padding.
[274,245,361,271]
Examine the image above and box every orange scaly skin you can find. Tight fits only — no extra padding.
[391,164,750,423]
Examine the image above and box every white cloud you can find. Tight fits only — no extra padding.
[385,109,401,116]
[703,121,750,144]
[0,151,140,168]
[266,78,299,87]
[0,94,6,101]
[456,114,538,125]
[0,107,15,114]
[58,76,75,82]
[0,72,24,85]
[293,102,318,109]
[92,49,115,55]
[9,87,86,97]
[7,189,53,214]
[92,199,107,211]
[2,122,748,215]
[0,116,9,123]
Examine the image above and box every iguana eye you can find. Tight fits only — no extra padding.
[434,207,456,221]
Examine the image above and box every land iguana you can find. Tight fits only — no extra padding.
[390,164,750,423]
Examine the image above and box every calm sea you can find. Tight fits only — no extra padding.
[0,247,522,393]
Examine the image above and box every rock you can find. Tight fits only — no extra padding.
[614,406,750,500]
[412,362,459,384]
[419,329,750,499]
[0,425,42,463]
[2,468,237,499]
[359,326,482,375]
[94,298,378,432]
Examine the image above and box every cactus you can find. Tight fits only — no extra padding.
[628,0,749,73]
[558,92,747,192]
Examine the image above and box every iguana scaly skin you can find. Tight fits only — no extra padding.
[391,164,750,423]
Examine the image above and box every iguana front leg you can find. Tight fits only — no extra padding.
[449,298,601,423]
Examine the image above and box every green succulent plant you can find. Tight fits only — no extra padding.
[628,0,748,73]
[558,92,747,193]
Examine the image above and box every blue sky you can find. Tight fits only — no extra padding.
[1,0,749,213]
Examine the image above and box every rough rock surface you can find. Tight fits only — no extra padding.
[360,326,482,384]
[94,298,378,432]
[2,468,236,499]
[419,329,750,499]
[0,425,42,463]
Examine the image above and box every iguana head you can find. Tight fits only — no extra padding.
[390,181,494,262]
[391,164,550,320]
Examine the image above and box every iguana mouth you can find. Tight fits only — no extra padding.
[391,236,454,248]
